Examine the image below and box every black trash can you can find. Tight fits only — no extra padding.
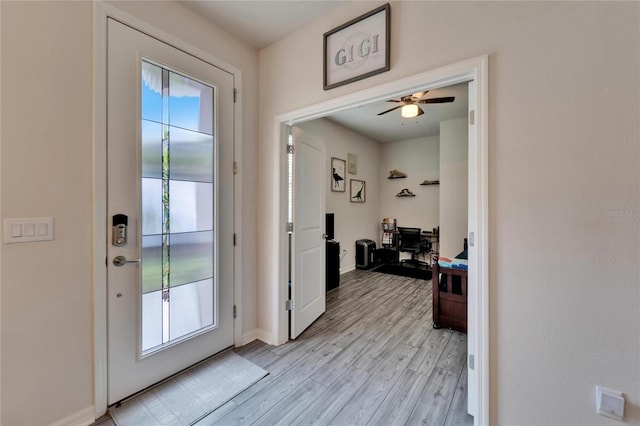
[355,239,376,269]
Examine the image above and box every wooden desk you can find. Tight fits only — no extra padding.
[432,260,467,333]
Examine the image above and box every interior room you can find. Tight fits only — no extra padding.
[1,1,638,426]
[298,82,469,275]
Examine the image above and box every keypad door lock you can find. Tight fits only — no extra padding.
[112,214,128,247]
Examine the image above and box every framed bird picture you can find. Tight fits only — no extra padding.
[350,179,366,203]
[331,157,346,192]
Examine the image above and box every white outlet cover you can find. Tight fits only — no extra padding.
[596,385,624,421]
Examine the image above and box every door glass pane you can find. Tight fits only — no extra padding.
[141,179,162,235]
[140,61,216,355]
[141,62,163,123]
[169,279,214,341]
[169,126,214,182]
[141,120,163,179]
[169,231,214,287]
[169,181,213,233]
[168,72,214,134]
[141,235,162,294]
[142,291,163,351]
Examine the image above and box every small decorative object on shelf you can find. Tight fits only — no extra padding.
[396,188,415,197]
[388,169,407,179]
[381,217,396,230]
[420,179,440,185]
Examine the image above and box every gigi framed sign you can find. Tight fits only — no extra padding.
[323,3,390,90]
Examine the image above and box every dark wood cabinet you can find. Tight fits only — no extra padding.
[432,261,468,333]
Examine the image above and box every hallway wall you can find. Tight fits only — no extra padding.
[258,2,640,424]
[0,1,259,424]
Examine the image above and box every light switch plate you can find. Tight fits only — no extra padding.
[596,385,625,421]
[4,218,54,243]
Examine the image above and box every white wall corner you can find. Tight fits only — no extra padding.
[239,329,258,346]
[49,406,95,426]
[340,265,356,275]
[255,329,275,346]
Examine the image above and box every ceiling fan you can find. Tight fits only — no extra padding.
[377,91,455,118]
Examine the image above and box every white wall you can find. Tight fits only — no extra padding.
[439,118,468,257]
[298,119,380,273]
[0,1,259,424]
[1,3,94,425]
[379,136,440,234]
[258,1,640,424]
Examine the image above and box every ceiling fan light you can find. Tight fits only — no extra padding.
[401,104,419,118]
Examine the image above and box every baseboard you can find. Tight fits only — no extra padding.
[49,406,95,426]
[340,265,356,274]
[239,329,258,346]
[238,328,274,346]
[255,329,274,345]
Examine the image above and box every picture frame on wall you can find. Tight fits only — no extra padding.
[331,157,346,192]
[323,3,390,90]
[348,153,357,175]
[350,179,366,203]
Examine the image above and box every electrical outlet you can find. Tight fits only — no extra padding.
[596,385,624,421]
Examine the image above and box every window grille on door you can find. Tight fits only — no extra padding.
[140,61,217,354]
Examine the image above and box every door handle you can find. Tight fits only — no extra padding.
[113,255,141,267]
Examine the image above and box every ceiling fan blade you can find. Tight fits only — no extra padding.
[417,106,425,116]
[386,99,404,103]
[418,96,455,104]
[415,91,429,100]
[377,104,404,115]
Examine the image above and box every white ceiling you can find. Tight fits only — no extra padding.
[181,1,468,143]
[326,83,469,143]
[180,0,350,50]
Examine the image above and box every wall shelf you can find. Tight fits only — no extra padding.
[387,170,407,179]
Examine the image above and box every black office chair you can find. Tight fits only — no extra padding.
[397,227,430,267]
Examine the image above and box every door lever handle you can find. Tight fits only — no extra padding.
[113,255,141,267]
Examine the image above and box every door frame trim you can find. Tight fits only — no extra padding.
[92,1,243,417]
[273,55,489,425]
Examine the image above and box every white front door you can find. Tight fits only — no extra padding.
[291,126,326,338]
[107,18,234,404]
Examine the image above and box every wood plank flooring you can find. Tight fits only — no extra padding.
[94,269,472,426]
[202,269,472,426]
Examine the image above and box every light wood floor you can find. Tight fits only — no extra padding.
[95,269,472,426]
[202,269,472,426]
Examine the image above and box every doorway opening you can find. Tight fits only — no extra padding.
[277,56,488,425]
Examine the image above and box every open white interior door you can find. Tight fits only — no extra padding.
[290,126,326,339]
[467,79,478,418]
